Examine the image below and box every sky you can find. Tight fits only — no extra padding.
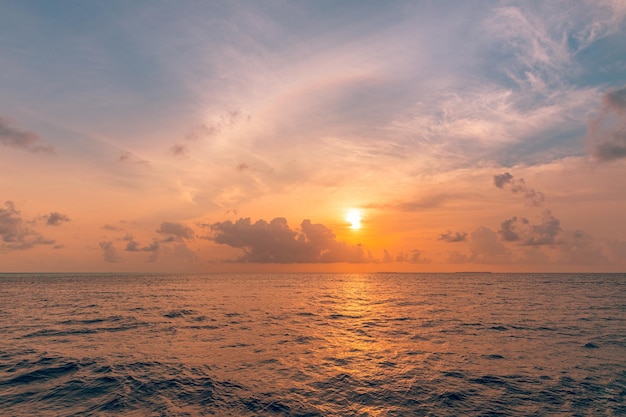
[1,0,626,273]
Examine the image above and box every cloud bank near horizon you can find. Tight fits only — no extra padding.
[209,218,369,263]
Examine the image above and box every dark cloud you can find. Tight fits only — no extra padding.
[237,163,250,171]
[99,241,123,263]
[493,172,513,188]
[499,210,562,246]
[209,217,368,263]
[125,239,141,252]
[493,172,545,207]
[588,85,626,161]
[0,116,55,154]
[157,221,195,240]
[438,231,467,242]
[593,131,626,161]
[118,151,150,166]
[604,86,626,111]
[143,241,160,252]
[125,236,160,252]
[102,224,122,231]
[0,201,55,252]
[45,212,70,226]
[169,143,188,158]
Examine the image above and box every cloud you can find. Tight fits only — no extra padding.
[209,217,368,263]
[170,244,196,263]
[438,231,467,242]
[102,224,122,231]
[467,227,512,264]
[499,210,562,246]
[45,212,70,226]
[0,201,55,252]
[124,235,160,252]
[125,239,140,252]
[99,241,123,263]
[394,249,430,264]
[605,87,626,110]
[157,221,195,240]
[447,223,609,266]
[118,151,150,166]
[493,172,545,206]
[493,172,513,188]
[0,116,55,154]
[588,85,626,161]
[169,143,188,158]
[103,223,193,264]
[171,109,252,160]
[554,230,609,265]
[370,193,475,211]
[184,109,250,142]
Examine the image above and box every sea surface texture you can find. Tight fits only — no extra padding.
[0,273,624,416]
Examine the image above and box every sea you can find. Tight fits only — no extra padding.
[0,272,624,416]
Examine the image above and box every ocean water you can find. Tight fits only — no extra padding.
[0,273,624,416]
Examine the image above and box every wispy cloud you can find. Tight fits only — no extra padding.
[0,116,54,154]
[118,151,149,166]
[370,192,476,212]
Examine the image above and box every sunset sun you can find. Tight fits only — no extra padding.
[345,209,362,230]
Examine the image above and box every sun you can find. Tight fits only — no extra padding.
[345,209,362,230]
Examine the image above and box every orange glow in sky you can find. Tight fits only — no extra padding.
[0,2,625,272]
